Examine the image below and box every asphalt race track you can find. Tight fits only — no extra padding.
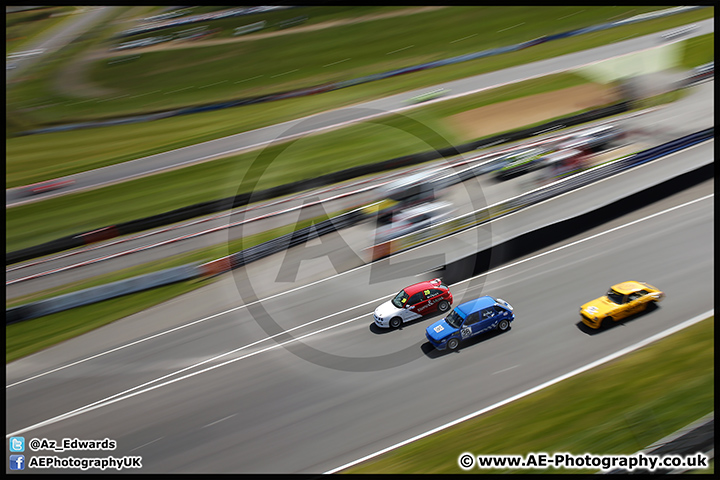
[6,18,713,207]
[6,175,713,473]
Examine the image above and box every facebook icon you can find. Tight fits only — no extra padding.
[9,455,25,470]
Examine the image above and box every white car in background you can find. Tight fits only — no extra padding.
[374,201,454,244]
[660,23,698,41]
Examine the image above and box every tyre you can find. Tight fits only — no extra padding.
[389,317,402,329]
[438,300,450,313]
[601,316,614,329]
[498,319,510,331]
[447,338,460,350]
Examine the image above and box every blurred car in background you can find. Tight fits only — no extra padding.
[7,48,45,60]
[425,296,514,350]
[536,148,586,180]
[374,201,454,244]
[494,146,551,180]
[580,281,664,329]
[373,278,453,328]
[685,61,714,86]
[410,88,449,104]
[555,124,624,153]
[375,171,438,226]
[660,23,698,41]
[113,35,172,51]
[22,178,75,196]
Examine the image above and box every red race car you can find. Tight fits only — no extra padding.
[373,278,453,328]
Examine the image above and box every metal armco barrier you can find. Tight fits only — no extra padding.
[228,208,366,271]
[199,256,234,278]
[371,128,714,261]
[80,226,118,245]
[6,263,200,324]
[6,101,630,266]
[197,207,367,279]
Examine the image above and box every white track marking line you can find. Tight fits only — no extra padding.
[129,436,163,452]
[492,365,519,375]
[498,23,524,33]
[270,69,298,78]
[202,414,236,429]
[6,194,712,436]
[450,34,477,44]
[558,10,584,20]
[323,58,350,67]
[386,45,413,55]
[234,75,262,84]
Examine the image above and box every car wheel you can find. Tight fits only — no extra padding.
[498,319,510,331]
[389,317,402,329]
[601,316,614,329]
[438,300,450,313]
[447,338,460,350]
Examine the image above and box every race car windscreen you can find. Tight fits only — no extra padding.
[392,289,409,308]
[445,310,463,328]
[606,289,625,304]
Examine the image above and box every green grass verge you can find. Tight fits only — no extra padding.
[679,32,715,69]
[346,316,714,474]
[6,209,338,362]
[6,281,209,364]
[5,8,713,186]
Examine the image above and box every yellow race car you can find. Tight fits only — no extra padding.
[580,281,664,329]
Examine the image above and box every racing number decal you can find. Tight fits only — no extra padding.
[461,327,472,339]
[424,290,431,296]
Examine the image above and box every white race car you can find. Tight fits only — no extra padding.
[373,278,453,328]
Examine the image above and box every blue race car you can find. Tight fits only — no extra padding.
[425,296,514,350]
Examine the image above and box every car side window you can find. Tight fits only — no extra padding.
[464,312,481,326]
[481,308,494,320]
[407,292,424,306]
[428,289,442,297]
[629,292,642,301]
